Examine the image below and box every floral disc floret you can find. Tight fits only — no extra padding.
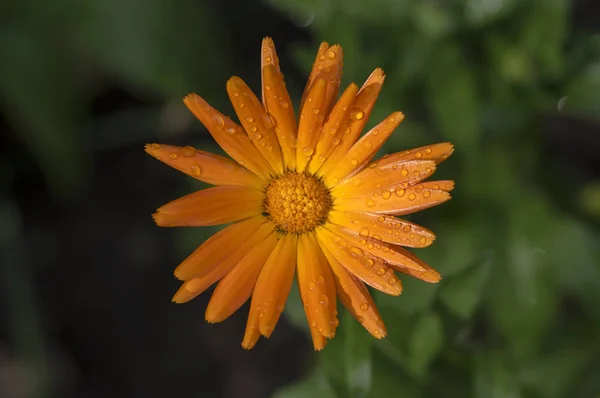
[264,172,332,234]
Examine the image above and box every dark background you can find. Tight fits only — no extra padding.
[1,0,600,397]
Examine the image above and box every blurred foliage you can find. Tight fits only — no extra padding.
[1,0,600,396]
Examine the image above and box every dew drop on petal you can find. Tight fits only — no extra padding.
[360,302,369,311]
[366,198,376,208]
[169,152,179,160]
[327,50,336,60]
[212,114,225,129]
[190,164,202,176]
[350,109,364,121]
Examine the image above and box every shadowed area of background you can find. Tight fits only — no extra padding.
[1,0,600,397]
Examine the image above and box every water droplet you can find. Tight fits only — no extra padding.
[238,102,245,108]
[265,56,272,62]
[402,225,411,233]
[169,152,179,160]
[377,216,385,223]
[414,170,420,177]
[358,316,365,323]
[366,198,376,208]
[245,116,254,123]
[388,278,397,285]
[320,294,329,306]
[212,114,225,129]
[419,237,427,245]
[151,143,160,149]
[395,188,405,197]
[350,109,364,120]
[408,193,416,201]
[372,234,382,242]
[415,152,422,158]
[401,169,409,176]
[381,190,391,200]
[327,50,336,60]
[312,108,320,114]
[366,258,374,268]
[319,54,326,61]
[349,247,364,257]
[359,227,369,237]
[351,178,362,187]
[226,128,236,134]
[331,137,341,146]
[423,191,431,198]
[351,158,358,166]
[190,164,202,176]
[376,267,386,276]
[249,126,258,132]
[279,101,289,109]
[232,92,240,97]
[303,148,314,157]
[309,282,316,291]
[360,302,369,311]
[181,146,196,157]
[254,133,262,140]
[265,84,272,91]
[425,148,432,155]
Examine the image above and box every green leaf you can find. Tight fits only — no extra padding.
[0,26,83,197]
[273,367,336,398]
[342,312,372,398]
[520,323,597,398]
[425,43,479,154]
[473,351,522,398]
[407,311,445,377]
[369,348,422,398]
[487,195,559,359]
[439,255,492,319]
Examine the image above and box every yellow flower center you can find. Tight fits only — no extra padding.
[264,172,332,234]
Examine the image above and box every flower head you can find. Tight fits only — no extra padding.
[146,38,454,350]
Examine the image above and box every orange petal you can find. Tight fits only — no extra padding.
[144,144,262,188]
[317,68,385,177]
[262,64,297,170]
[370,143,455,168]
[384,246,442,283]
[226,77,284,174]
[332,160,437,198]
[242,302,261,350]
[324,112,405,186]
[315,227,402,296]
[205,232,279,323]
[297,233,338,340]
[334,180,452,216]
[153,186,262,227]
[183,93,274,179]
[325,223,427,273]
[328,210,436,248]
[261,37,281,78]
[296,78,327,172]
[307,83,359,174]
[302,42,343,116]
[244,234,297,340]
[173,216,265,281]
[324,246,387,338]
[258,234,298,337]
[419,180,455,192]
[172,222,276,303]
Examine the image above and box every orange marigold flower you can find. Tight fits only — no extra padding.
[146,38,454,350]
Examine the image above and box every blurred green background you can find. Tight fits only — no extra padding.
[1,0,600,397]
